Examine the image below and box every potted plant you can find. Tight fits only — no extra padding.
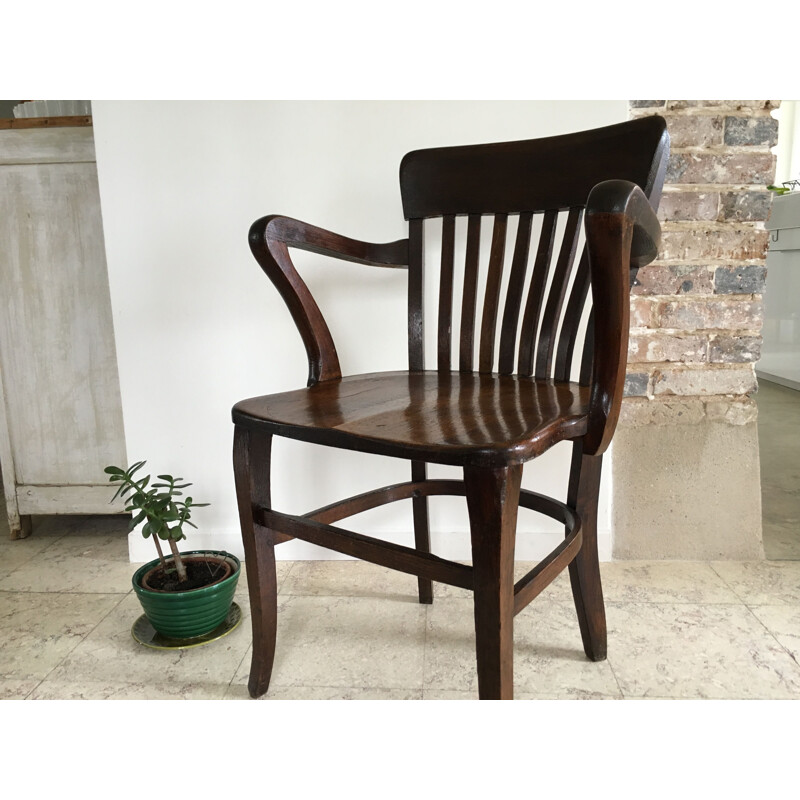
[105,461,240,640]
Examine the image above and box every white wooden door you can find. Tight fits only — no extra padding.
[0,126,127,537]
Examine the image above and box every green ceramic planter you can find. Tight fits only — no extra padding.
[132,550,241,640]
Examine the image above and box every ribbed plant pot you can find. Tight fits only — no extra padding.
[132,550,240,639]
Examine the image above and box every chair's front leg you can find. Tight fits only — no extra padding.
[464,463,522,700]
[567,441,607,661]
[233,425,277,698]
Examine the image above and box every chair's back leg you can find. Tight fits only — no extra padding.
[233,425,278,698]
[567,440,607,661]
[411,460,433,604]
[465,463,522,700]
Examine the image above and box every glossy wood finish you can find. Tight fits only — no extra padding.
[399,116,669,218]
[232,426,277,698]
[466,464,521,699]
[234,116,670,699]
[233,371,591,468]
[567,442,606,660]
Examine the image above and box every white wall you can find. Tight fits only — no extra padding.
[774,101,800,186]
[92,100,627,563]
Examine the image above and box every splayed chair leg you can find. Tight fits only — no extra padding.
[233,425,277,698]
[567,441,607,661]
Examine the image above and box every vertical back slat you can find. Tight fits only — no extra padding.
[459,214,482,372]
[554,247,590,381]
[408,218,425,371]
[535,207,583,378]
[478,214,509,372]
[498,212,534,375]
[437,215,456,370]
[517,209,558,376]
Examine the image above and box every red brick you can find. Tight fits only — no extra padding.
[666,153,776,184]
[632,264,714,295]
[630,297,655,327]
[655,298,763,330]
[664,115,724,148]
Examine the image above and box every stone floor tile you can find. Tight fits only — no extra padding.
[236,560,295,598]
[748,604,800,662]
[225,682,422,700]
[599,561,741,604]
[0,679,41,699]
[606,601,800,699]
[709,560,800,605]
[0,592,124,680]
[434,561,574,603]
[0,532,134,593]
[0,534,65,575]
[424,597,620,696]
[231,595,426,691]
[47,593,251,688]
[28,679,230,700]
[277,559,420,600]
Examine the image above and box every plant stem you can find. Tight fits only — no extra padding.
[167,536,188,583]
[152,535,168,571]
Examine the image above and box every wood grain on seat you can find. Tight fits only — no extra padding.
[233,371,590,467]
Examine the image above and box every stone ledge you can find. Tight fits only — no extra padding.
[618,395,758,427]
[611,420,763,560]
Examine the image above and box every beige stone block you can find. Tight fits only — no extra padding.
[658,191,719,222]
[611,420,763,559]
[628,332,707,362]
[618,397,706,426]
[659,227,769,261]
[652,365,757,396]
[705,397,759,425]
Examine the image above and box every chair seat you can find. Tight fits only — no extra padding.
[232,371,590,467]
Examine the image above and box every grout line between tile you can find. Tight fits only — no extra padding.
[27,591,131,692]
[742,602,800,670]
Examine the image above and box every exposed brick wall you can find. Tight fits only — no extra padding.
[622,100,780,426]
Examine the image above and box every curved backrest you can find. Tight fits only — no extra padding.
[399,116,670,378]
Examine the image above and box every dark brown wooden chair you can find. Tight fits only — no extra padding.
[232,116,670,699]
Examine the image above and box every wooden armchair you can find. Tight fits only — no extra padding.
[232,116,670,699]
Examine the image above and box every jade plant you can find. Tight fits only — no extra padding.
[105,461,208,584]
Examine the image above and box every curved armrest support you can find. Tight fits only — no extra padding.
[582,181,662,455]
[249,215,409,386]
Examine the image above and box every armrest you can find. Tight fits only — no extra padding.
[582,181,663,456]
[248,215,409,386]
[254,215,409,268]
[586,180,661,269]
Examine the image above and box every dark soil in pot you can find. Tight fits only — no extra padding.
[142,556,232,593]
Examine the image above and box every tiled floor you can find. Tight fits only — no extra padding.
[1,379,798,700]
[2,511,800,699]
